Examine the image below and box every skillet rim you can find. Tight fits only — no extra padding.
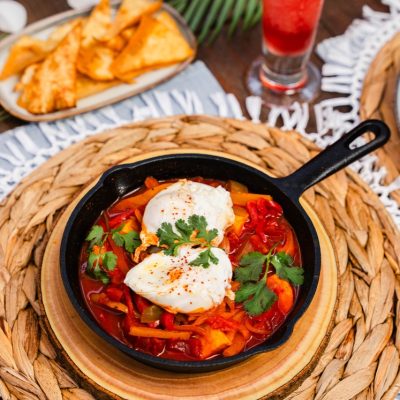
[60,150,321,371]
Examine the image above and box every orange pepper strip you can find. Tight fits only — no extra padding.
[222,332,246,357]
[112,183,172,211]
[144,176,160,189]
[267,274,294,314]
[173,325,206,336]
[245,318,271,335]
[230,192,272,206]
[277,228,296,258]
[129,326,191,340]
[91,294,128,314]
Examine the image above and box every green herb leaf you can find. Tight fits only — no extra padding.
[112,231,125,247]
[234,252,267,282]
[88,252,101,269]
[112,230,141,253]
[235,281,258,303]
[175,219,194,240]
[271,252,304,285]
[157,222,183,255]
[103,252,117,271]
[157,214,219,258]
[92,264,110,284]
[244,282,277,316]
[189,248,219,268]
[87,252,111,284]
[188,215,218,243]
[85,225,104,248]
[123,230,141,252]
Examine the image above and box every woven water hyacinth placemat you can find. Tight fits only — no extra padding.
[360,31,400,206]
[0,115,399,400]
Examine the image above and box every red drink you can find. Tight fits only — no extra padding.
[246,0,324,106]
[262,0,324,56]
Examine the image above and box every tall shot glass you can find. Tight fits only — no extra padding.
[246,0,324,106]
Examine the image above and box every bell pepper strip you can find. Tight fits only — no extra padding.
[160,311,175,330]
[144,176,160,189]
[133,293,151,314]
[231,192,272,206]
[228,180,248,193]
[123,285,138,321]
[119,218,140,234]
[112,183,172,211]
[108,209,136,229]
[129,326,192,340]
[249,234,269,254]
[105,287,124,302]
[245,318,271,335]
[90,293,128,314]
[188,337,202,358]
[107,267,125,285]
[276,227,297,258]
[172,324,206,336]
[222,332,246,357]
[232,206,249,236]
[246,201,259,226]
[199,328,232,359]
[267,274,294,314]
[140,304,163,323]
[206,316,240,331]
[107,237,130,275]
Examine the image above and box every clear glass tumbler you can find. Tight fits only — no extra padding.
[246,0,324,106]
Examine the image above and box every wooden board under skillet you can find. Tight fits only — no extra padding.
[40,149,338,400]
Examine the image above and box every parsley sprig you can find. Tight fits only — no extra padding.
[85,223,141,283]
[156,215,219,268]
[235,250,304,316]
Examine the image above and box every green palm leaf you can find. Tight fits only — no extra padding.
[0,33,11,122]
[166,0,262,44]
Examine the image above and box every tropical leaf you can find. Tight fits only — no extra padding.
[166,0,262,44]
[0,109,11,122]
[0,33,11,122]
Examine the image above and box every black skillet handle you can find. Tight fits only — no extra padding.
[275,119,390,199]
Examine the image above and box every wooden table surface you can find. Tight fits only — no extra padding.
[0,0,389,134]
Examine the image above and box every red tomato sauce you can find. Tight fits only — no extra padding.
[79,178,302,361]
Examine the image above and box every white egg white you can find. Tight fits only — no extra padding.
[124,246,232,314]
[141,179,234,246]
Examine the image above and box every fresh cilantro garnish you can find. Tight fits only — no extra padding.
[84,222,141,283]
[189,247,219,268]
[157,221,191,256]
[86,225,104,248]
[156,214,219,268]
[112,229,141,253]
[271,251,304,285]
[243,282,277,316]
[188,215,218,243]
[234,252,268,282]
[234,248,304,316]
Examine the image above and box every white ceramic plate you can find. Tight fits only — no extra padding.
[0,2,196,122]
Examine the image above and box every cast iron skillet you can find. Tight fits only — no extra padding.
[60,119,389,372]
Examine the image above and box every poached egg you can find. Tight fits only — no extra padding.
[124,245,232,313]
[126,179,235,314]
[140,179,235,247]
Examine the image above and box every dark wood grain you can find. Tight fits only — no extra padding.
[0,0,390,134]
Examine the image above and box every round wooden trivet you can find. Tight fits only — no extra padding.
[40,150,338,400]
[360,31,400,205]
[0,115,399,400]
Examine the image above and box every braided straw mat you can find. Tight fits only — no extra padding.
[0,115,400,400]
[360,31,400,205]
